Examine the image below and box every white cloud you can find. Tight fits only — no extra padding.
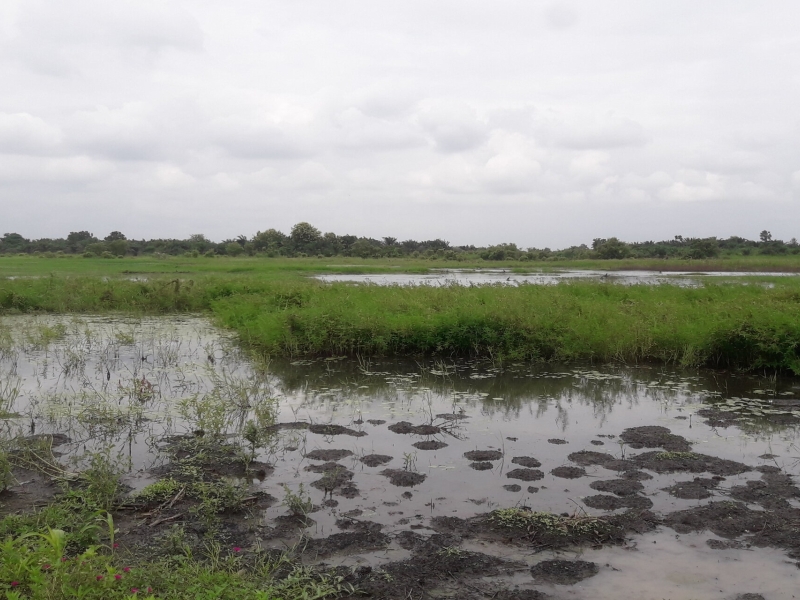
[0,113,61,155]
[416,101,487,153]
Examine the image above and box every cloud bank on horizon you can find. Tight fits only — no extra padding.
[1,0,799,247]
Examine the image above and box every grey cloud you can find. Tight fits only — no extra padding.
[537,115,649,150]
[546,3,579,29]
[416,102,488,153]
[0,113,62,155]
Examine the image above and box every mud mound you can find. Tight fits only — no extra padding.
[388,421,441,435]
[308,424,366,437]
[663,477,722,500]
[503,484,522,492]
[590,440,605,446]
[590,479,643,496]
[548,438,568,445]
[530,560,598,585]
[464,450,503,461]
[734,594,765,600]
[507,468,544,482]
[730,472,800,510]
[305,461,346,473]
[305,522,389,557]
[527,486,540,493]
[305,449,353,461]
[360,454,393,467]
[470,461,494,471]
[263,422,309,433]
[568,451,615,466]
[512,456,542,468]
[631,451,751,476]
[413,440,447,450]
[381,469,426,487]
[620,470,653,481]
[620,426,692,452]
[495,591,551,600]
[583,494,653,511]
[309,466,354,492]
[551,466,586,479]
[707,539,748,550]
[366,419,386,425]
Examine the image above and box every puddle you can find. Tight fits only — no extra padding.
[2,314,800,598]
[314,268,799,287]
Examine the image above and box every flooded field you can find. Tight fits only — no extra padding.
[2,315,800,599]
[315,268,800,287]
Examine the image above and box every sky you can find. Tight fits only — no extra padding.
[1,0,799,248]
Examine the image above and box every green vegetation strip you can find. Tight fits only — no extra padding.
[2,257,800,373]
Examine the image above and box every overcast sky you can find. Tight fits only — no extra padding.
[1,1,799,247]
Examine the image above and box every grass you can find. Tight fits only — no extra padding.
[2,256,800,373]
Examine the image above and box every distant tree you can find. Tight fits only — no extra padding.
[686,238,719,259]
[594,237,630,260]
[225,242,244,256]
[104,231,127,242]
[66,231,97,253]
[290,222,322,246]
[1,233,30,252]
[760,230,772,242]
[236,235,248,247]
[252,229,288,253]
[107,239,129,256]
[383,237,397,246]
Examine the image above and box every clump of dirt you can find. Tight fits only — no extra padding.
[620,470,652,481]
[527,486,539,493]
[729,471,800,510]
[503,484,522,492]
[590,440,605,446]
[631,451,751,476]
[590,479,644,497]
[413,440,447,450]
[620,426,692,452]
[567,451,615,466]
[530,559,599,585]
[305,449,353,461]
[735,594,766,600]
[388,421,441,435]
[512,456,542,468]
[507,469,544,482]
[381,469,426,487]
[264,421,310,433]
[464,450,503,461]
[305,461,346,474]
[360,454,393,467]
[583,494,653,511]
[663,477,722,500]
[304,521,389,557]
[548,439,568,445]
[470,462,494,471]
[551,466,586,479]
[367,419,386,425]
[436,413,466,421]
[308,424,367,437]
[309,466,354,493]
[495,591,551,600]
[707,539,748,550]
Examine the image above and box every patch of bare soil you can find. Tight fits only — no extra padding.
[366,419,386,425]
[263,421,310,433]
[413,440,448,450]
[464,450,503,461]
[503,484,522,492]
[663,477,723,500]
[582,494,653,511]
[512,456,542,468]
[590,479,644,496]
[308,424,367,437]
[548,439,568,445]
[388,421,441,435]
[530,559,599,585]
[380,469,426,487]
[631,451,751,476]
[551,466,586,479]
[567,451,616,466]
[303,521,389,557]
[309,466,355,494]
[305,449,353,461]
[470,461,494,471]
[619,426,692,452]
[507,469,544,482]
[729,471,800,510]
[360,454,393,467]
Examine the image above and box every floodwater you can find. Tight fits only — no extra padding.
[315,268,799,287]
[2,314,800,599]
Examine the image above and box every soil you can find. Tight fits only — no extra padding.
[309,466,355,493]
[360,454,393,467]
[512,456,542,468]
[620,470,653,481]
[305,461,346,473]
[366,419,386,425]
[380,469,427,487]
[494,591,551,600]
[503,484,522,492]
[506,468,545,482]
[464,450,503,461]
[304,521,389,557]
[527,486,539,493]
[567,450,615,466]
[663,477,722,500]
[308,424,367,437]
[548,438,568,445]
[387,421,441,435]
[470,461,494,471]
[413,440,448,450]
[264,421,310,433]
[550,466,586,479]
[631,451,751,476]
[590,479,644,496]
[729,471,800,510]
[582,494,654,511]
[619,426,692,452]
[530,559,599,585]
[305,449,353,461]
[590,440,604,446]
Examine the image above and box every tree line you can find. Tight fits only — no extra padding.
[1,224,797,260]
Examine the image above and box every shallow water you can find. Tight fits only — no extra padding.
[315,268,799,287]
[2,314,800,598]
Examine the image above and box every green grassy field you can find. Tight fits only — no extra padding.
[2,255,800,373]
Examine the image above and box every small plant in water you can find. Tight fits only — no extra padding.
[655,451,698,461]
[281,484,312,517]
[402,451,417,472]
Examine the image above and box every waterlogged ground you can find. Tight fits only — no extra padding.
[2,315,800,599]
[315,268,800,287]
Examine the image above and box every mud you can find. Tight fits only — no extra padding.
[380,469,426,487]
[550,466,586,479]
[387,421,441,435]
[308,424,367,437]
[305,449,353,461]
[619,425,692,452]
[663,477,722,500]
[503,484,522,492]
[464,450,503,461]
[413,440,448,450]
[583,494,654,511]
[548,438,568,445]
[589,479,644,496]
[530,559,599,585]
[309,466,354,493]
[631,451,751,476]
[567,450,616,466]
[360,454,393,467]
[511,456,542,468]
[471,461,495,470]
[506,468,545,482]
[304,521,389,557]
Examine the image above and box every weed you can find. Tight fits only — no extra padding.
[489,508,614,541]
[655,451,698,461]
[281,484,313,517]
